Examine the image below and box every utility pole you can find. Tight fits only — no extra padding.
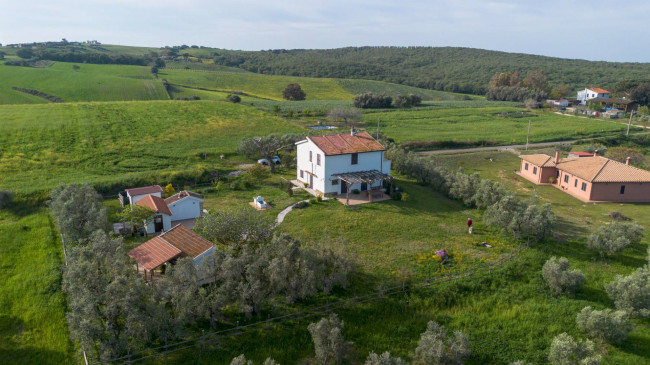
[626,111,635,136]
[526,120,531,151]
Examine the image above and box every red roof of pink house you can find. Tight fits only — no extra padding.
[520,154,650,183]
[136,195,173,216]
[588,87,610,94]
[125,185,163,196]
[308,132,385,156]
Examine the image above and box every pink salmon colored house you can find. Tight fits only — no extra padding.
[518,151,650,203]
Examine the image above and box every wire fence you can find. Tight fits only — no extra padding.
[108,245,524,364]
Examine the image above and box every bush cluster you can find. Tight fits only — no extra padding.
[587,222,645,257]
[394,94,422,108]
[486,86,547,102]
[11,86,64,102]
[354,93,393,109]
[542,256,585,296]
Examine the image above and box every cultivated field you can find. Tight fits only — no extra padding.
[0,100,303,193]
[366,107,636,146]
[0,62,168,104]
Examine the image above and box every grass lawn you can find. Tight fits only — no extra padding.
[0,202,73,364]
[367,107,637,146]
[0,62,168,104]
[0,100,304,193]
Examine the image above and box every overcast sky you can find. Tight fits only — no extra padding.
[2,0,648,62]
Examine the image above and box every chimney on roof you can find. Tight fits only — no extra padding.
[554,151,560,164]
[593,149,598,157]
[350,128,356,136]
[626,157,631,165]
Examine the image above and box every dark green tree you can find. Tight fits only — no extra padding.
[283,83,306,101]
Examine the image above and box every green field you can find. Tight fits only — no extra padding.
[334,79,481,100]
[368,107,636,145]
[0,62,168,104]
[0,204,73,364]
[0,100,303,193]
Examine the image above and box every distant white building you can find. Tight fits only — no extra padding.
[295,131,391,195]
[577,88,610,105]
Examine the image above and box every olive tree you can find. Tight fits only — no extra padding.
[542,257,585,297]
[308,313,347,364]
[230,355,278,365]
[606,265,650,318]
[413,321,470,365]
[193,208,275,251]
[327,108,362,126]
[238,133,304,173]
[365,352,407,365]
[587,222,645,257]
[576,306,633,344]
[547,333,601,365]
[283,83,306,101]
[49,183,108,244]
[117,204,154,233]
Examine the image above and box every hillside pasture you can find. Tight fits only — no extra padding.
[0,62,168,104]
[0,205,73,364]
[334,79,481,100]
[369,107,635,146]
[0,100,303,193]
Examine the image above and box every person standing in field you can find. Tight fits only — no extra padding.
[467,218,473,234]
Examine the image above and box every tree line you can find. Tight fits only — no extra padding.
[48,183,351,362]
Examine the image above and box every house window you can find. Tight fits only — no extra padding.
[317,154,321,166]
[564,175,569,183]
[524,163,528,171]
[332,179,339,186]
[351,153,358,165]
[581,182,587,191]
[533,166,537,175]
[300,170,304,178]
[309,151,312,162]
[574,179,577,187]
[620,185,625,194]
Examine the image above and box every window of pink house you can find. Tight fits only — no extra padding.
[574,179,577,187]
[533,166,537,174]
[564,175,569,183]
[524,163,529,170]
[581,182,587,191]
[620,185,625,194]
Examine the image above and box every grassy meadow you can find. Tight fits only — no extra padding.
[0,100,304,193]
[0,62,168,104]
[0,203,73,364]
[367,107,636,145]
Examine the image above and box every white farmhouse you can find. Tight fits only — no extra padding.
[295,131,391,196]
[577,87,610,105]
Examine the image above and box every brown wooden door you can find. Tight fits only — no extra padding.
[154,215,163,232]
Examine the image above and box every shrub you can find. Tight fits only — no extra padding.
[391,191,402,201]
[576,306,633,344]
[365,352,407,365]
[164,183,176,197]
[0,190,14,209]
[413,320,470,365]
[227,94,241,103]
[316,194,323,202]
[293,201,309,209]
[352,189,361,194]
[547,333,601,365]
[606,266,650,318]
[247,164,270,181]
[542,257,585,297]
[587,222,645,257]
[394,94,422,108]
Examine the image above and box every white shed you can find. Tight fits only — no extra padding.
[165,191,204,221]
[125,185,164,205]
[295,131,391,195]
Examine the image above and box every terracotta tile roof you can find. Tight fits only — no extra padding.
[159,225,214,258]
[165,190,203,204]
[519,154,554,167]
[125,185,163,196]
[136,195,173,216]
[127,225,214,271]
[128,236,181,271]
[555,156,650,183]
[308,131,385,156]
[588,87,610,94]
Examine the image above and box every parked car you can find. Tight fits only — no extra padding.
[257,156,281,165]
